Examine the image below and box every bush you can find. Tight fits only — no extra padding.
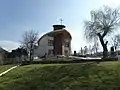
[21,57,118,65]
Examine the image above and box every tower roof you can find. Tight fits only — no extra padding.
[53,25,66,30]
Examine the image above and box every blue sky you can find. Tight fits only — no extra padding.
[0,0,120,52]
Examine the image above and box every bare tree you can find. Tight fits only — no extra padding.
[84,46,88,55]
[112,34,120,51]
[91,46,95,54]
[21,30,38,62]
[88,45,92,55]
[84,6,120,58]
[93,39,99,54]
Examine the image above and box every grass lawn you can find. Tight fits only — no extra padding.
[0,62,120,90]
[0,65,15,74]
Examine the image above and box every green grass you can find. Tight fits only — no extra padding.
[0,65,15,73]
[1,62,120,90]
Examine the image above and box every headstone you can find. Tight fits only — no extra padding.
[74,51,77,56]
[110,46,114,57]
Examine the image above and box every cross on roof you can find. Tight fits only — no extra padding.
[60,19,63,25]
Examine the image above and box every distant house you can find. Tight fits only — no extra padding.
[34,24,72,58]
[0,47,8,65]
[6,48,28,63]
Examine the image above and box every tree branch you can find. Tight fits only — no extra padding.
[97,33,102,37]
[105,41,108,45]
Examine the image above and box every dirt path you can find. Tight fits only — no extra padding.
[0,65,19,77]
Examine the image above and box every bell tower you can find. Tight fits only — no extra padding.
[53,24,66,55]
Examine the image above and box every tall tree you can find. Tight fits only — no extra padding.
[84,6,120,58]
[21,30,38,62]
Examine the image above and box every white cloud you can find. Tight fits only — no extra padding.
[104,0,120,7]
[0,41,20,52]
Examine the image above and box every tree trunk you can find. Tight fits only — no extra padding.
[97,33,108,58]
[29,43,33,63]
[29,50,32,64]
[103,44,108,58]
